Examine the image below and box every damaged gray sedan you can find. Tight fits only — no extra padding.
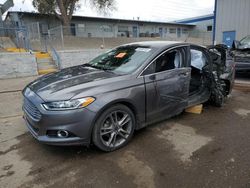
[23,41,235,151]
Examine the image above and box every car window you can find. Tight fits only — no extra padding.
[190,49,208,70]
[86,46,156,74]
[143,48,183,75]
[240,36,250,45]
[239,36,250,48]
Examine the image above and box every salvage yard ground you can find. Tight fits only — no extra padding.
[1,76,250,188]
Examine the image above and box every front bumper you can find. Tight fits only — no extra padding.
[22,90,97,146]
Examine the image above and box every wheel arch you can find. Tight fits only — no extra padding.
[90,99,139,142]
[96,99,138,123]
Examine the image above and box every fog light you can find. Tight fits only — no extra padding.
[57,130,69,138]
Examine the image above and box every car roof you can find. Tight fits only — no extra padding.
[117,41,208,52]
[120,41,188,49]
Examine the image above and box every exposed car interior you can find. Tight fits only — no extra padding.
[155,50,182,72]
[142,49,183,75]
[150,47,207,96]
[189,49,207,95]
[143,47,208,99]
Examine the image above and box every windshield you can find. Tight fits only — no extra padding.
[240,36,250,48]
[85,46,156,74]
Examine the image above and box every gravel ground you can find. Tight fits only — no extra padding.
[0,77,250,188]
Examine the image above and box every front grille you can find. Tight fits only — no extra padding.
[23,98,42,121]
[235,57,250,63]
[26,117,39,134]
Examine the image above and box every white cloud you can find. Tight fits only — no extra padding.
[0,0,33,12]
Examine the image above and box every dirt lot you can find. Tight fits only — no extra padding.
[1,77,250,188]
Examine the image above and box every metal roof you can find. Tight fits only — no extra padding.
[5,11,196,27]
[175,14,214,24]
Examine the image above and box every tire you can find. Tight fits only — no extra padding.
[213,91,225,107]
[92,104,136,152]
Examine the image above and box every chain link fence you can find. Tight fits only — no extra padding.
[44,25,213,51]
[26,22,49,52]
[186,31,213,46]
[48,26,65,49]
[0,21,213,52]
[0,26,29,49]
[0,22,48,52]
[47,25,112,50]
[26,22,41,41]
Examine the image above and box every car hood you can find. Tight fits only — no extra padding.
[238,44,250,50]
[26,65,117,101]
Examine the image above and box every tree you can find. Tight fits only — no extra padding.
[32,0,115,27]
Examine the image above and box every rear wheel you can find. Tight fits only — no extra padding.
[92,104,135,152]
[213,90,225,107]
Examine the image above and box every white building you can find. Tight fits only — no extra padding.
[175,14,214,33]
[4,11,195,40]
[214,0,250,47]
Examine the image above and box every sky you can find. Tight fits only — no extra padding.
[0,0,215,21]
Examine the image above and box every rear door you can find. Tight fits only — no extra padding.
[142,46,191,123]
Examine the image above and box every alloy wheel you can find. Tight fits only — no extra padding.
[100,110,133,148]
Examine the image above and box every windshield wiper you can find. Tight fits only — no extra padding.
[84,64,116,74]
[84,64,101,69]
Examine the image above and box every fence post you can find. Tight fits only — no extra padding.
[37,22,41,42]
[43,35,47,52]
[25,28,30,50]
[202,32,205,45]
[101,26,105,48]
[60,25,64,49]
[48,29,50,38]
[15,29,19,48]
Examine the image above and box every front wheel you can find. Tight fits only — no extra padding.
[92,104,135,152]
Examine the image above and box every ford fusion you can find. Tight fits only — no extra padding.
[23,41,235,151]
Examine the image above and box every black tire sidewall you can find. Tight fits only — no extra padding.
[214,91,225,107]
[92,104,135,152]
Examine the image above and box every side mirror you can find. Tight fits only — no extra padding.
[232,40,240,49]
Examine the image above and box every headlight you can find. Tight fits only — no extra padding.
[42,97,95,111]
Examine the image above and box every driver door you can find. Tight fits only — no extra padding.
[142,46,191,123]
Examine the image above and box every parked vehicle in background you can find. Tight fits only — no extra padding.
[22,41,235,152]
[232,35,250,72]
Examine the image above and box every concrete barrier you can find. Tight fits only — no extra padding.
[0,49,108,79]
[58,49,109,68]
[0,52,38,79]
